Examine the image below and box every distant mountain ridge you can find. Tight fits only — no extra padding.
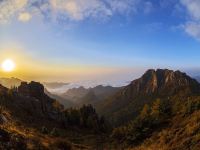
[0,77,23,88]
[0,69,200,149]
[0,77,69,90]
[61,85,122,105]
[97,69,200,125]
[195,76,200,83]
[44,88,74,108]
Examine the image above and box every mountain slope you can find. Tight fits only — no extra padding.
[0,70,199,149]
[62,86,88,103]
[110,95,200,150]
[44,88,74,108]
[132,107,200,150]
[78,90,98,106]
[0,82,109,149]
[97,69,200,125]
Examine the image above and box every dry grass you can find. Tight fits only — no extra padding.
[129,110,200,150]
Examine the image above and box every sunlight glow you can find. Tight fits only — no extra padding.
[1,59,16,72]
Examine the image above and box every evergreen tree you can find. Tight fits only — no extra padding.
[139,104,150,121]
[151,99,162,123]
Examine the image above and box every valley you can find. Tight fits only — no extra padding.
[0,69,200,149]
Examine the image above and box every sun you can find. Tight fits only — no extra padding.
[1,59,16,72]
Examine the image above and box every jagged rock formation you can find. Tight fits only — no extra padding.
[98,69,200,125]
[18,81,45,98]
[0,81,64,126]
[19,81,64,121]
[124,69,200,96]
[0,81,109,149]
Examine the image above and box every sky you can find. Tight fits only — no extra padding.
[0,0,200,85]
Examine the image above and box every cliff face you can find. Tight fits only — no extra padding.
[127,69,200,96]
[98,69,200,125]
[18,81,45,98]
[18,81,64,121]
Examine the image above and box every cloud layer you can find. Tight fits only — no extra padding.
[0,0,149,23]
[1,0,200,42]
[180,0,200,40]
[0,0,28,23]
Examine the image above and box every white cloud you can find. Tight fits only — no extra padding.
[49,0,143,21]
[18,12,32,22]
[50,0,112,21]
[184,22,200,40]
[180,0,200,20]
[0,0,153,24]
[0,0,28,24]
[180,0,200,41]
[106,0,140,14]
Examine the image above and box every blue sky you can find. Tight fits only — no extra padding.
[0,0,200,84]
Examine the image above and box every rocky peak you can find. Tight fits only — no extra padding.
[17,81,64,121]
[18,81,45,99]
[130,69,200,95]
[29,81,45,98]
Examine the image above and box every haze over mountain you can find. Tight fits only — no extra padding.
[43,82,69,89]
[0,69,200,149]
[44,88,74,108]
[0,79,112,149]
[61,85,122,105]
[195,76,200,83]
[0,77,23,88]
[1,0,200,149]
[0,77,123,109]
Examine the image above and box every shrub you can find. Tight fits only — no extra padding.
[50,139,72,150]
[41,126,48,134]
[50,128,59,136]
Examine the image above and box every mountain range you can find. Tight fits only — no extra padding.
[0,69,200,149]
[0,81,107,149]
[0,78,121,108]
[61,85,122,106]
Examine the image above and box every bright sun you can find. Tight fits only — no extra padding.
[1,59,16,72]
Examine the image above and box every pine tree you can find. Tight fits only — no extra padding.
[151,99,162,123]
[139,104,150,121]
